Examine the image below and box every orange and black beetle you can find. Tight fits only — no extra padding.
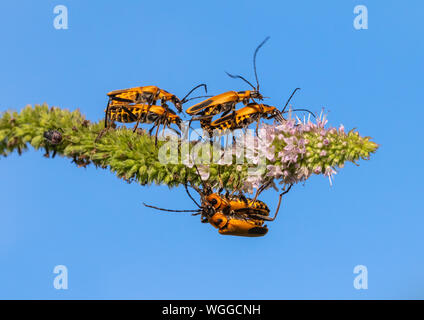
[186,37,271,131]
[106,103,182,144]
[143,170,293,237]
[104,84,207,131]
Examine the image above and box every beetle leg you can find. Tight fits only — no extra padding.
[255,116,261,136]
[155,129,160,146]
[43,145,50,158]
[96,99,114,142]
[229,187,238,198]
[149,124,156,136]
[104,98,111,128]
[154,118,162,146]
[133,104,148,132]
[219,108,233,119]
[201,217,208,223]
[251,184,293,221]
[250,180,272,206]
[239,193,249,205]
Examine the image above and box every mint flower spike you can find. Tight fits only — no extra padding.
[0,105,378,191]
[246,108,379,191]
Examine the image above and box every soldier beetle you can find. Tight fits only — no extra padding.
[143,163,293,237]
[186,37,271,131]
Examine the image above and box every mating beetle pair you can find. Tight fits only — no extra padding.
[143,164,293,237]
[99,37,314,145]
[101,84,208,144]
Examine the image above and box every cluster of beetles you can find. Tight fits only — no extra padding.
[98,37,313,237]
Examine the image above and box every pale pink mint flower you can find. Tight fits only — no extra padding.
[243,174,264,193]
[198,165,210,181]
[264,145,275,161]
[231,108,369,188]
[266,165,283,178]
[324,167,337,186]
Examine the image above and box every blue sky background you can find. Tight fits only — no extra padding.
[0,0,423,299]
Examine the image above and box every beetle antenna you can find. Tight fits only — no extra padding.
[185,183,201,208]
[143,203,200,213]
[251,180,273,204]
[249,184,293,221]
[253,36,270,91]
[268,184,293,221]
[225,72,256,91]
[281,88,301,114]
[188,183,203,200]
[181,84,208,103]
[182,95,214,103]
[282,108,316,118]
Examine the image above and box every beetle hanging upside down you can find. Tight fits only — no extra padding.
[143,164,293,237]
[144,182,292,237]
[208,212,268,237]
[194,184,276,237]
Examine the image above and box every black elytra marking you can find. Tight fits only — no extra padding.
[110,96,134,103]
[205,104,222,116]
[222,206,231,216]
[233,207,269,217]
[248,227,268,235]
[251,200,269,211]
[187,99,214,113]
[212,113,233,125]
